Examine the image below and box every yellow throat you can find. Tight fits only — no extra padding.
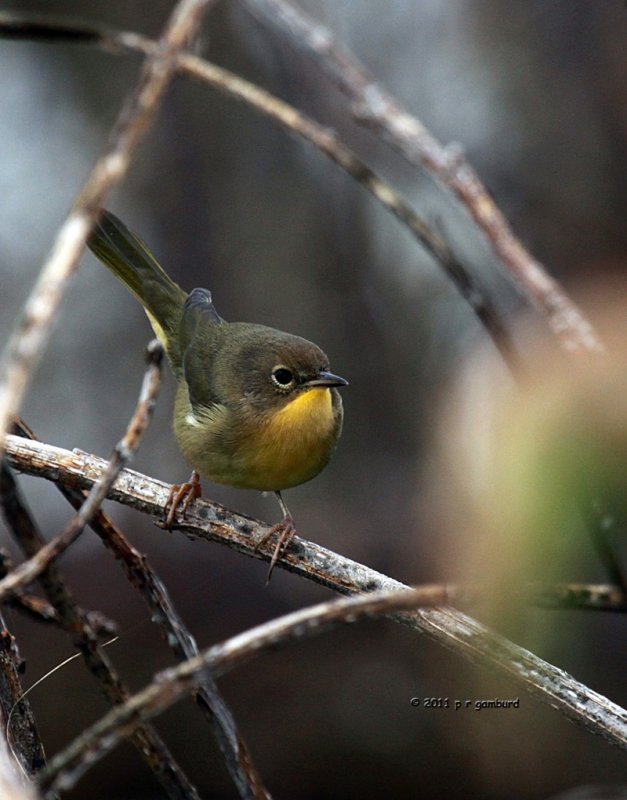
[244,387,337,490]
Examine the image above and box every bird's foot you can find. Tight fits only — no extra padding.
[163,470,202,528]
[255,514,297,584]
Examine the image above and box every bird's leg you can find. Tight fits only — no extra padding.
[164,470,202,528]
[255,491,297,583]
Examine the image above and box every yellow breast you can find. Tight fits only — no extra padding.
[241,387,339,491]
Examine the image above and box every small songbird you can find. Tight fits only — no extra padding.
[88,211,347,579]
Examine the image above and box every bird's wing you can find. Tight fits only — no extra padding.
[180,288,224,411]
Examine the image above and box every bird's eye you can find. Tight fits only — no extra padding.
[271,367,295,388]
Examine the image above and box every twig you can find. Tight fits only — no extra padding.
[243,0,603,355]
[0,0,217,453]
[0,342,162,602]
[11,597,116,636]
[0,550,117,635]
[0,345,206,800]
[0,612,45,791]
[0,12,518,371]
[11,418,271,800]
[38,585,451,795]
[3,438,627,750]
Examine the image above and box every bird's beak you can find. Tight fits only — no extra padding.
[305,370,349,388]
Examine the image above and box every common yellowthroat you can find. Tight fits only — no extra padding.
[88,211,347,579]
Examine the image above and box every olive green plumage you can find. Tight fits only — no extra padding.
[87,211,347,494]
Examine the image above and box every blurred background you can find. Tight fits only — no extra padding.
[1,1,627,798]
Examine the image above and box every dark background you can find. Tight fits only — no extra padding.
[1,2,627,798]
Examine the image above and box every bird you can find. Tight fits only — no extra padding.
[87,210,347,580]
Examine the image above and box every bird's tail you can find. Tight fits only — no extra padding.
[88,210,187,371]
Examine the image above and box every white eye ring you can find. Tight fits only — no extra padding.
[271,366,296,389]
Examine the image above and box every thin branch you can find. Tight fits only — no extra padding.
[4,439,627,751]
[0,341,162,603]
[10,596,116,636]
[0,11,519,372]
[0,0,217,453]
[0,550,117,635]
[243,0,603,355]
[38,586,452,795]
[11,418,271,800]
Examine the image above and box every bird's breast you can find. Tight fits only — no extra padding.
[239,386,341,490]
[175,384,342,492]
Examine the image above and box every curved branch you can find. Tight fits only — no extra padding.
[0,11,519,372]
[39,581,627,796]
[244,0,603,355]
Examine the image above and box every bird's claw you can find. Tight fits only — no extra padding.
[163,470,202,528]
[255,515,297,584]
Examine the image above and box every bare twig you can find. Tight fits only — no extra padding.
[38,586,451,795]
[0,11,518,371]
[3,438,626,751]
[11,597,116,636]
[11,418,271,800]
[0,0,217,452]
[243,0,603,355]
[0,548,117,635]
[0,613,45,791]
[0,342,162,603]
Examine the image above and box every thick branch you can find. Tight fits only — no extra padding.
[4,435,627,752]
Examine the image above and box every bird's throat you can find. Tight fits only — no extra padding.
[273,387,334,434]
